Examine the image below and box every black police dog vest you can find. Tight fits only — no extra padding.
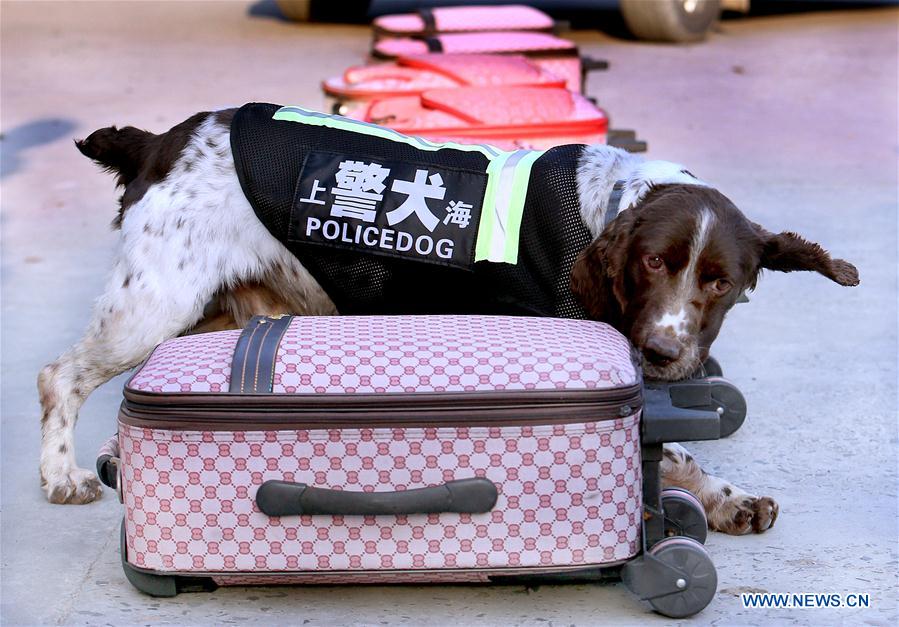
[230,102,592,318]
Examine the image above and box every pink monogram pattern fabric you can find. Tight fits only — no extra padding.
[129,328,241,394]
[98,433,120,459]
[127,316,637,396]
[211,572,490,585]
[122,415,641,575]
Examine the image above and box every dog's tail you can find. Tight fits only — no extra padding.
[75,125,155,189]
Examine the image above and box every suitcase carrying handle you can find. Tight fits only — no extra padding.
[96,433,120,490]
[255,478,498,517]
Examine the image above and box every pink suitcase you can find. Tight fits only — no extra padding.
[356,85,608,150]
[98,314,725,617]
[372,5,555,39]
[323,53,566,116]
[371,32,606,93]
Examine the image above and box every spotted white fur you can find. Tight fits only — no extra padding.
[37,116,778,537]
[662,443,778,534]
[575,145,709,238]
[38,116,335,503]
[656,309,688,336]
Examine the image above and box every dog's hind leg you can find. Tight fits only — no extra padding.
[40,110,334,503]
[661,443,779,535]
[38,241,221,504]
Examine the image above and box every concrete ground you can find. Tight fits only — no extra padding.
[1,1,896,625]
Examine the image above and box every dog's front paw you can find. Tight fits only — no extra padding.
[710,495,779,535]
[41,466,103,504]
[830,259,859,286]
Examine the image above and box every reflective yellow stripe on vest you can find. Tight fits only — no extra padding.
[273,105,542,264]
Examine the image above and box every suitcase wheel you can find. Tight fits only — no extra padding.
[120,520,216,597]
[705,377,747,438]
[646,537,717,618]
[661,487,708,545]
[690,355,724,379]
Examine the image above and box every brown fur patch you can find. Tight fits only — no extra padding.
[37,366,59,426]
[75,111,230,228]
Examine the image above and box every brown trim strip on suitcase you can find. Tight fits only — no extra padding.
[228,315,294,394]
[123,385,642,409]
[118,387,643,431]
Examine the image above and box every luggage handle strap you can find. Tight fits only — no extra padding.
[424,37,443,53]
[229,315,294,394]
[255,478,498,517]
[418,7,437,35]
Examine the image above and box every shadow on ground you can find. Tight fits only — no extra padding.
[0,118,78,179]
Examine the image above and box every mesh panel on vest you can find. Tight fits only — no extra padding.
[231,102,592,318]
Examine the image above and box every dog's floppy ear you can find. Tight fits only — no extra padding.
[753,225,860,287]
[571,210,636,320]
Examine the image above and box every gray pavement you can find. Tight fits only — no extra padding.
[1,2,897,625]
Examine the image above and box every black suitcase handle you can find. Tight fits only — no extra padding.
[97,454,119,490]
[256,478,498,517]
[581,55,610,72]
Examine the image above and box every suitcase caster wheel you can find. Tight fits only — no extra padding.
[691,355,723,378]
[706,376,747,437]
[661,487,708,544]
[120,520,178,597]
[119,520,216,597]
[647,537,717,618]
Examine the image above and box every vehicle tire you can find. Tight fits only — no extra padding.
[620,0,721,43]
[276,0,311,22]
[647,537,718,618]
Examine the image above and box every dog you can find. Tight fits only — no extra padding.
[38,105,859,539]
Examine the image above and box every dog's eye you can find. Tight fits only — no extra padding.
[644,255,665,272]
[709,278,732,295]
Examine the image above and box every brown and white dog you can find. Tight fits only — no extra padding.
[38,109,859,537]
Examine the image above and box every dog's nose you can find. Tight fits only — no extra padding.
[643,334,682,366]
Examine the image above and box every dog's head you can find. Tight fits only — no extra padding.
[571,184,859,380]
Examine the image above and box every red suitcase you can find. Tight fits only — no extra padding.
[99,314,725,617]
[372,32,603,93]
[323,53,566,117]
[356,85,608,151]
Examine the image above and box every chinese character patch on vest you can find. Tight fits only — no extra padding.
[230,103,594,318]
[289,151,487,269]
[272,106,545,269]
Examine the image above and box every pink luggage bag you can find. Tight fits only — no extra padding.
[373,4,555,38]
[356,85,608,150]
[372,32,607,93]
[98,314,727,617]
[323,53,566,116]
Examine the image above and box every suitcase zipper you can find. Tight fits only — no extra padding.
[120,385,642,430]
